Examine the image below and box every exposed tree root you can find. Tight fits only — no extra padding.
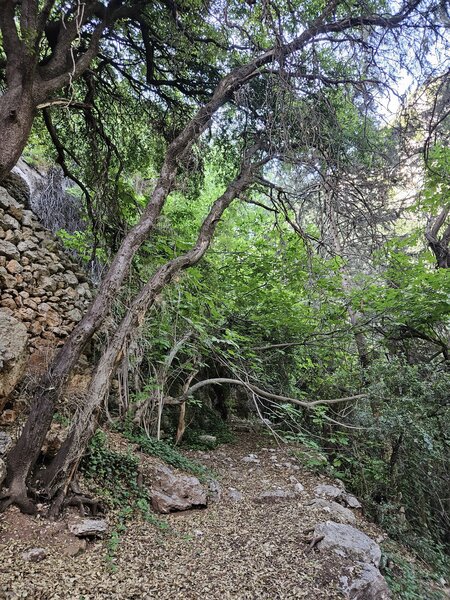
[0,492,37,515]
[63,494,105,516]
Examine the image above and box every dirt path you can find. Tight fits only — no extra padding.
[0,432,383,599]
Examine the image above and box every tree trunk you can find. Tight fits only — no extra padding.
[0,87,35,181]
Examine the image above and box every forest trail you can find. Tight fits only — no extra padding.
[0,430,389,599]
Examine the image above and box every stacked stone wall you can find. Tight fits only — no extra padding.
[0,186,93,409]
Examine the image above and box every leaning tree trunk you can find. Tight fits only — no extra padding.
[35,165,255,508]
[426,206,450,268]
[2,76,240,507]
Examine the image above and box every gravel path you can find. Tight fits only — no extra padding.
[0,432,382,599]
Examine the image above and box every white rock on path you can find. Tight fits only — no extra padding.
[242,455,260,464]
[22,548,47,562]
[207,478,222,503]
[228,488,243,502]
[254,488,295,504]
[68,519,108,538]
[294,482,305,494]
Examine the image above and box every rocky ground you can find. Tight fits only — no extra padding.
[0,431,429,599]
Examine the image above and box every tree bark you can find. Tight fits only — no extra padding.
[425,206,450,268]
[0,88,35,181]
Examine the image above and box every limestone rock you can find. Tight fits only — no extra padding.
[228,488,243,502]
[198,434,217,445]
[0,457,6,488]
[309,498,356,524]
[242,454,260,464]
[0,431,12,455]
[6,260,22,274]
[0,213,20,230]
[67,308,82,322]
[342,492,362,509]
[341,563,391,599]
[315,521,382,567]
[3,170,32,206]
[314,483,343,500]
[0,240,20,260]
[41,422,66,456]
[0,187,24,211]
[0,310,28,409]
[293,482,305,494]
[68,519,108,538]
[63,538,87,557]
[254,488,295,504]
[207,478,222,503]
[151,465,208,513]
[314,483,362,510]
[21,548,47,562]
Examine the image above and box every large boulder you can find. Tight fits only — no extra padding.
[0,310,28,410]
[314,521,382,566]
[150,465,207,513]
[341,563,391,599]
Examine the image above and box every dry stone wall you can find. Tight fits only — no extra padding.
[0,185,93,409]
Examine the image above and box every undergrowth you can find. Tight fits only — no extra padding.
[116,423,210,480]
[181,405,235,450]
[81,430,170,571]
[382,541,448,600]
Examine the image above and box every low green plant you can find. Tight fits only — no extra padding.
[116,424,210,480]
[81,430,171,570]
[81,430,142,508]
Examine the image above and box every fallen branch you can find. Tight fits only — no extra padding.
[304,534,325,555]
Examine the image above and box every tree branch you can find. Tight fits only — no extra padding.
[175,377,366,408]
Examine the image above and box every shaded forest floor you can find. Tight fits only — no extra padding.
[0,430,445,599]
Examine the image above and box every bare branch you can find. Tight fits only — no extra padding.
[176,377,367,409]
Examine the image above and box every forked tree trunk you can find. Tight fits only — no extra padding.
[3,76,240,507]
[3,54,267,504]
[32,166,255,507]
